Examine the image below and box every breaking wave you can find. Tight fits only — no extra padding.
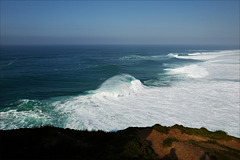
[167,53,179,58]
[92,74,145,97]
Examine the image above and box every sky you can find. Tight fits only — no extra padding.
[0,1,239,46]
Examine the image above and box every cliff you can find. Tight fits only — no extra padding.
[0,124,239,160]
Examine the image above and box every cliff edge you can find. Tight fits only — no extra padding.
[0,124,239,160]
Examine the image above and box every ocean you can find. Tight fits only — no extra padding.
[0,45,239,137]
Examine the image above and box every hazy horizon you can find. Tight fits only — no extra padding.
[1,1,239,46]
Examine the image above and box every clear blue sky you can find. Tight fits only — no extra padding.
[0,1,239,45]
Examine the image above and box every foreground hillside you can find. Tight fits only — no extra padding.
[0,124,239,160]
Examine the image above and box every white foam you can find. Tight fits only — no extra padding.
[166,64,208,78]
[52,76,239,136]
[188,52,201,56]
[177,50,239,61]
[0,109,51,129]
[167,50,239,80]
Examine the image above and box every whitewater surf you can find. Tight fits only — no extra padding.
[0,47,239,137]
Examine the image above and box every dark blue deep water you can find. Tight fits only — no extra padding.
[0,45,233,105]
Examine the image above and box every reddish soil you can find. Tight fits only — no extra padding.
[138,128,240,160]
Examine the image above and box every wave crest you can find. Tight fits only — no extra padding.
[167,53,179,58]
[93,74,145,98]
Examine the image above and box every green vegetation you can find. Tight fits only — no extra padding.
[162,138,179,148]
[153,124,169,134]
[172,124,232,140]
[122,138,157,159]
[205,140,219,145]
[188,139,219,145]
[189,139,240,160]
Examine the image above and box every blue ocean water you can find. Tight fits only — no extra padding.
[0,45,239,137]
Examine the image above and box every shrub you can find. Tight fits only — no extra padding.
[153,124,169,134]
[122,138,157,159]
[162,138,178,148]
[172,124,231,140]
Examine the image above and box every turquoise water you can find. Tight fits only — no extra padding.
[0,45,239,137]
